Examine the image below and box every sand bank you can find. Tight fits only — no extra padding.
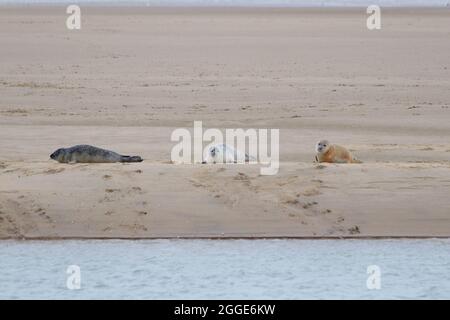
[1,7,449,238]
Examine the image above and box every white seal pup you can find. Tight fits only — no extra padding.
[202,144,252,164]
[50,145,143,163]
[315,140,362,164]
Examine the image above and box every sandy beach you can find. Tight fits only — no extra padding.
[0,6,449,239]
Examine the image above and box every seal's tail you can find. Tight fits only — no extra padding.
[120,155,143,163]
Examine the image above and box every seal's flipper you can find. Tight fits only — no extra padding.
[120,156,143,163]
[245,153,257,163]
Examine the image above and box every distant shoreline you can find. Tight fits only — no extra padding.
[2,236,450,241]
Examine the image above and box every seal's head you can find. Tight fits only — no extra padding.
[202,145,221,164]
[50,148,65,162]
[206,146,219,163]
[209,146,218,158]
[316,140,330,154]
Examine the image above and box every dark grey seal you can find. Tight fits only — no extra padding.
[50,145,143,163]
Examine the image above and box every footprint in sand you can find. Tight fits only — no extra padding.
[2,213,21,236]
[44,168,65,175]
[4,167,28,175]
[284,198,300,206]
[302,201,318,209]
[33,207,53,223]
[189,179,207,188]
[119,223,148,232]
[301,188,322,197]
[234,172,249,180]
[327,225,346,235]
[233,172,252,187]
[283,197,320,218]
[348,225,361,235]
[130,186,145,195]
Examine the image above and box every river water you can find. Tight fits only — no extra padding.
[0,239,449,299]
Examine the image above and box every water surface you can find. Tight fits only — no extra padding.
[0,239,449,299]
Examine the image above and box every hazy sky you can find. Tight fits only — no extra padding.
[0,0,448,6]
